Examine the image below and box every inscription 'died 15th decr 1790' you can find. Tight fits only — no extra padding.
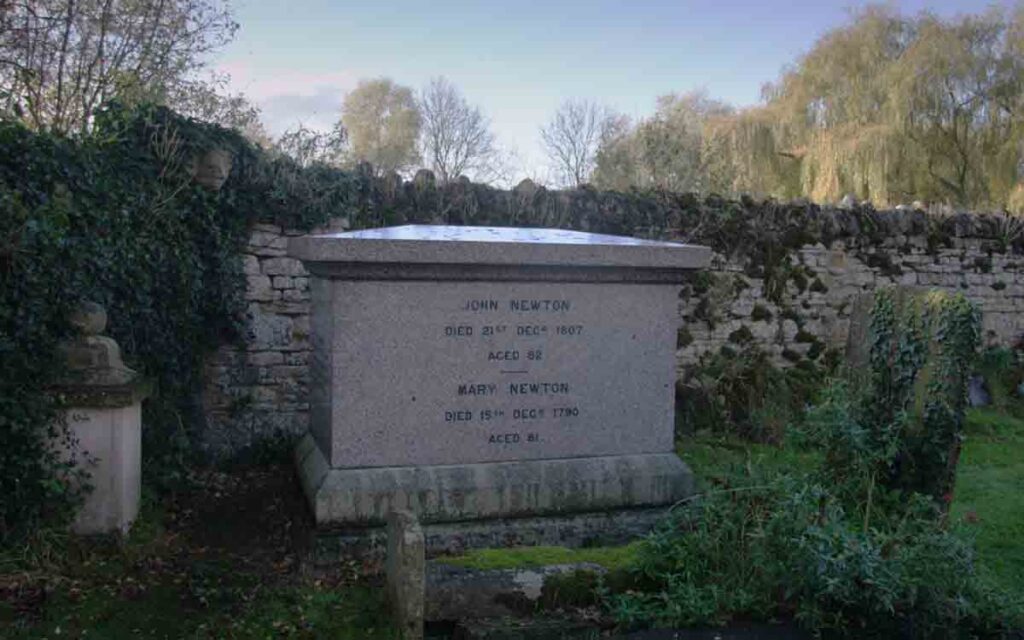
[443,297,584,446]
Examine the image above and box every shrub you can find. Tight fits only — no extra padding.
[609,474,1019,637]
[975,346,1024,415]
[806,288,981,507]
[0,105,261,539]
[676,345,829,442]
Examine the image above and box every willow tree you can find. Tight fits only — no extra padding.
[712,5,1024,208]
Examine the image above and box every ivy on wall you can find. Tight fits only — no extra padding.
[1,104,268,540]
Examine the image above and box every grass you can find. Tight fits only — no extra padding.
[952,407,1024,601]
[676,432,822,481]
[436,543,641,571]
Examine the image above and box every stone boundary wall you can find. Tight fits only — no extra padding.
[674,235,1024,371]
[201,212,1024,455]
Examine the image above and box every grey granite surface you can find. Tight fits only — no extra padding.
[289,224,710,269]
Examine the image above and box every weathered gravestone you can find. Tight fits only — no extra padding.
[289,225,710,547]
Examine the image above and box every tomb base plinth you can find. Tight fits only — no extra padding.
[295,433,693,560]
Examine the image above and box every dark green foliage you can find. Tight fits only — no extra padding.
[676,327,694,349]
[861,288,979,503]
[676,346,828,442]
[805,339,826,361]
[609,474,1018,637]
[809,277,828,293]
[975,346,1024,415]
[619,289,1014,636]
[802,289,980,513]
[0,106,255,539]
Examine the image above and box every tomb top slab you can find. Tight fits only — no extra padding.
[289,224,709,270]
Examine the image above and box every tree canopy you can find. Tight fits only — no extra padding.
[339,77,421,175]
[705,5,1024,209]
[0,0,239,134]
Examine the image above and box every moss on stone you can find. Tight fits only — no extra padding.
[780,308,801,322]
[790,269,809,293]
[728,325,755,344]
[782,348,803,363]
[732,274,750,293]
[794,329,817,344]
[436,544,639,571]
[863,252,903,277]
[993,281,1007,291]
[751,304,774,322]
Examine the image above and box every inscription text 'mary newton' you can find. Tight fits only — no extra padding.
[289,225,710,528]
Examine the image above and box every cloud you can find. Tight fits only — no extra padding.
[215,61,359,135]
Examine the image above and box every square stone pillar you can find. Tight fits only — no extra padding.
[50,303,151,535]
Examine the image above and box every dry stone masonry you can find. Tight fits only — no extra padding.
[202,202,1024,456]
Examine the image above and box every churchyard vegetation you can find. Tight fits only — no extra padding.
[604,289,1022,637]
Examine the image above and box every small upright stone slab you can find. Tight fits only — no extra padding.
[387,510,425,639]
[290,225,709,534]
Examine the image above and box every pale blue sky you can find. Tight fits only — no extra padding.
[216,0,1009,180]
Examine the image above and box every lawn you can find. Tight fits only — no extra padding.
[952,407,1024,600]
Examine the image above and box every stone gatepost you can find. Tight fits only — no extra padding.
[51,302,150,535]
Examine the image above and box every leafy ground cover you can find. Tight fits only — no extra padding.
[0,466,396,639]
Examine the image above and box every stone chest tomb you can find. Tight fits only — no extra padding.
[289,225,710,539]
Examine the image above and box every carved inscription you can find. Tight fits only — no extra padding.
[443,297,585,447]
